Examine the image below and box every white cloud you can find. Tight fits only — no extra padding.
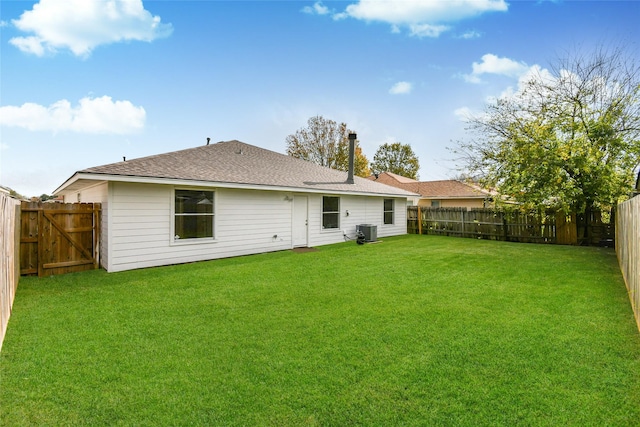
[464,53,530,83]
[9,0,172,57]
[456,64,556,125]
[497,64,556,99]
[389,81,413,95]
[336,0,508,38]
[0,96,146,134]
[409,23,449,38]
[302,1,330,15]
[454,107,474,121]
[458,30,481,39]
[10,36,46,56]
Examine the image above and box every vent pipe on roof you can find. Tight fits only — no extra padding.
[207,137,211,145]
[347,133,357,184]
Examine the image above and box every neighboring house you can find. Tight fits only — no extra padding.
[367,172,492,208]
[54,140,417,272]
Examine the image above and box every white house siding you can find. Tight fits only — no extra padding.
[106,182,294,272]
[378,197,407,238]
[306,194,407,247]
[214,188,293,257]
[62,181,407,272]
[108,182,170,271]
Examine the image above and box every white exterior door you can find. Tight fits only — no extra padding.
[293,196,308,247]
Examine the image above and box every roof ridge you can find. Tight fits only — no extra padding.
[62,140,419,197]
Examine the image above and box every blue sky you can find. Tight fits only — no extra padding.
[1,0,638,197]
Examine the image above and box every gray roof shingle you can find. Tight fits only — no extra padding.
[65,140,416,197]
[367,172,490,199]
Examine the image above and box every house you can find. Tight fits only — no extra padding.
[367,172,492,208]
[53,140,417,272]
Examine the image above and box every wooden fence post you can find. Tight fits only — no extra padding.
[417,206,422,235]
[503,212,508,241]
[14,204,20,290]
[93,204,100,269]
[37,208,44,277]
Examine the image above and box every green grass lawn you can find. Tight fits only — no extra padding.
[1,235,639,426]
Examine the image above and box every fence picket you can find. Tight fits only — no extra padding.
[616,197,640,332]
[0,192,20,352]
[20,202,101,277]
[407,207,615,245]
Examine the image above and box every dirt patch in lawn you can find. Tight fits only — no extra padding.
[291,247,318,253]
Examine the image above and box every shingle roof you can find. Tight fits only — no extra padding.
[58,140,416,197]
[374,171,418,184]
[408,180,489,198]
[368,172,489,199]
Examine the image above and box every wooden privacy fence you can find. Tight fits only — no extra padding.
[20,202,101,277]
[576,210,616,246]
[407,207,614,245]
[1,192,20,352]
[616,196,640,332]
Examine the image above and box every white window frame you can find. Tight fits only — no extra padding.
[322,195,340,230]
[171,187,216,245]
[383,198,394,225]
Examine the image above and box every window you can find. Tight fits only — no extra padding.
[383,198,394,225]
[322,196,340,229]
[174,189,214,240]
[431,200,440,208]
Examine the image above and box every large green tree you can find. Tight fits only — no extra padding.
[456,47,640,213]
[286,115,370,177]
[370,142,420,180]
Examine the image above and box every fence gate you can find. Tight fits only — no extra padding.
[555,213,577,245]
[20,202,101,277]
